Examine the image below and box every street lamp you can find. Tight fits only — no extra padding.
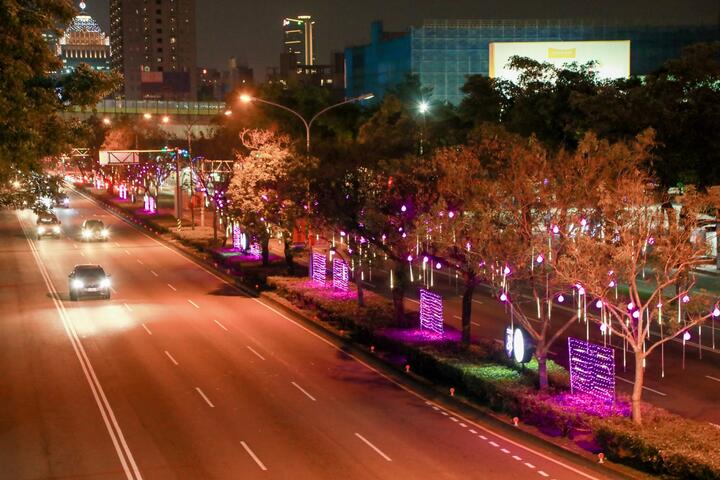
[237,92,374,152]
[102,117,112,125]
[143,113,152,120]
[162,115,170,124]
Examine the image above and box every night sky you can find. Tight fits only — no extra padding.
[84,0,719,79]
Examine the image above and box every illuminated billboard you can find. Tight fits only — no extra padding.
[489,40,631,83]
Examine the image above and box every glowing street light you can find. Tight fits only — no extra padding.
[224,109,232,116]
[143,113,152,120]
[237,92,374,152]
[418,101,429,114]
[162,115,170,124]
[102,117,111,125]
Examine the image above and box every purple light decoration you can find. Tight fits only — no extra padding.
[713,307,720,317]
[332,258,349,292]
[401,205,407,212]
[580,218,587,227]
[435,262,441,269]
[683,331,691,341]
[423,256,429,264]
[232,225,241,250]
[568,337,615,402]
[311,251,326,284]
[682,294,690,304]
[609,280,616,288]
[499,292,508,302]
[632,310,640,319]
[552,225,560,234]
[627,302,634,311]
[647,237,655,245]
[448,211,455,218]
[419,288,444,335]
[557,294,565,303]
[503,266,511,275]
[249,242,261,258]
[407,254,413,262]
[595,299,603,309]
[536,254,544,264]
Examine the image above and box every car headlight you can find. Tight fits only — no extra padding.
[53,226,61,234]
[101,229,109,237]
[82,229,91,238]
[100,278,111,288]
[37,226,45,234]
[71,279,84,289]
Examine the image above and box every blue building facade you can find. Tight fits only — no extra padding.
[346,19,720,105]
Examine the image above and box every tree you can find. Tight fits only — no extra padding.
[227,129,307,268]
[0,2,120,173]
[555,171,713,424]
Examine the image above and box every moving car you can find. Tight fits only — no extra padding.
[81,219,109,241]
[36,212,62,239]
[68,264,111,300]
[55,192,70,208]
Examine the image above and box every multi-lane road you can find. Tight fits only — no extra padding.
[0,192,616,479]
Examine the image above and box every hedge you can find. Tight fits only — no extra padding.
[268,276,720,479]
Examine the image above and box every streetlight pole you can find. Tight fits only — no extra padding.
[238,93,374,153]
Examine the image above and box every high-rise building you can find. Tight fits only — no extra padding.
[110,0,197,100]
[282,15,315,68]
[58,2,111,75]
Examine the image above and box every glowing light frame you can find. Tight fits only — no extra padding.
[419,288,444,335]
[311,251,326,284]
[568,337,615,402]
[332,258,349,292]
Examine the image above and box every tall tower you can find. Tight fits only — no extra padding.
[59,2,111,75]
[110,0,197,100]
[282,15,315,66]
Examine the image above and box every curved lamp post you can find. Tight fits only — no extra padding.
[238,92,374,153]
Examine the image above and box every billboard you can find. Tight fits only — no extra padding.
[489,40,631,83]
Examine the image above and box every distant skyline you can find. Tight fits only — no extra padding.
[81,0,719,79]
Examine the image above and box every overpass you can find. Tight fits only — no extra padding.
[68,99,227,118]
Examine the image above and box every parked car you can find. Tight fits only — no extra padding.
[80,219,109,241]
[36,212,61,239]
[68,264,111,300]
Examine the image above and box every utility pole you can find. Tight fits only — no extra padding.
[174,147,182,220]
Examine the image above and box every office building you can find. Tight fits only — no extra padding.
[346,19,720,105]
[58,2,111,75]
[283,15,315,70]
[197,57,254,101]
[110,0,197,100]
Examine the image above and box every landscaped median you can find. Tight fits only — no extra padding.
[268,276,720,480]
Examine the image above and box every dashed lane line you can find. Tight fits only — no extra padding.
[167,283,177,291]
[355,433,392,462]
[188,299,200,309]
[150,270,159,277]
[246,346,266,360]
[240,441,267,471]
[195,387,215,408]
[164,351,179,366]
[141,324,152,336]
[213,319,228,331]
[291,381,317,402]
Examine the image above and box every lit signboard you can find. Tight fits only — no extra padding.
[489,40,631,83]
[505,326,534,363]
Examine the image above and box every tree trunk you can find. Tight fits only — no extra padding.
[354,267,365,307]
[283,237,294,274]
[716,207,720,271]
[631,350,644,424]
[461,277,475,347]
[261,235,270,266]
[537,349,549,391]
[391,265,407,326]
[212,206,218,243]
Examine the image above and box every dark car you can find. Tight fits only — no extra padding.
[69,264,111,300]
[81,219,109,241]
[55,192,70,208]
[36,212,62,239]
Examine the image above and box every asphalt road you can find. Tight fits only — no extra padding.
[0,192,617,479]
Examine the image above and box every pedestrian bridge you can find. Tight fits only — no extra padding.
[68,99,227,118]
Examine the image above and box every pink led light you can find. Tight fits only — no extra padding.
[713,307,720,317]
[423,256,429,263]
[407,255,413,262]
[568,337,615,401]
[683,331,691,341]
[557,294,565,303]
[627,302,634,311]
[503,266,511,275]
[608,280,616,288]
[435,262,441,269]
[552,225,560,234]
[580,218,587,227]
[600,323,607,333]
[419,288,444,335]
[499,292,508,302]
[401,205,407,212]
[448,211,455,218]
[595,299,603,309]
[536,254,544,264]
[332,258,349,292]
[682,294,690,303]
[632,310,640,319]
[311,252,326,284]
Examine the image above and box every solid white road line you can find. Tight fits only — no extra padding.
[141,323,152,336]
[19,213,141,480]
[246,346,266,360]
[124,249,131,255]
[291,381,316,401]
[75,189,601,480]
[615,376,667,396]
[240,441,268,471]
[188,299,200,309]
[213,319,228,331]
[136,259,144,265]
[501,448,510,454]
[706,375,720,383]
[150,270,159,277]
[164,350,179,366]
[195,387,215,408]
[355,433,392,462]
[167,283,177,291]
[123,303,133,312]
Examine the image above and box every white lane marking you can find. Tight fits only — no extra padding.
[538,471,549,477]
[432,406,440,411]
[246,345,266,360]
[407,298,420,305]
[440,411,449,416]
[76,189,601,480]
[501,448,510,454]
[167,283,177,291]
[706,375,720,383]
[195,387,215,408]
[472,299,483,305]
[124,249,131,255]
[512,455,522,461]
[489,441,499,447]
[469,429,477,434]
[213,319,228,331]
[449,417,459,422]
[479,435,488,440]
[73,243,78,249]
[141,323,152,336]
[525,462,536,469]
[240,441,268,471]
[19,213,141,480]
[115,242,121,247]
[188,299,200,309]
[110,287,117,294]
[615,376,667,396]
[472,321,481,327]
[150,270,159,277]
[453,315,461,320]
[355,433,392,462]
[79,251,86,257]
[164,350,179,366]
[136,259,144,265]
[124,303,133,312]
[291,381,317,401]
[459,422,467,428]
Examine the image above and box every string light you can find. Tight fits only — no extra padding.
[419,288,444,335]
[332,258,349,292]
[311,252,326,284]
[568,337,615,401]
